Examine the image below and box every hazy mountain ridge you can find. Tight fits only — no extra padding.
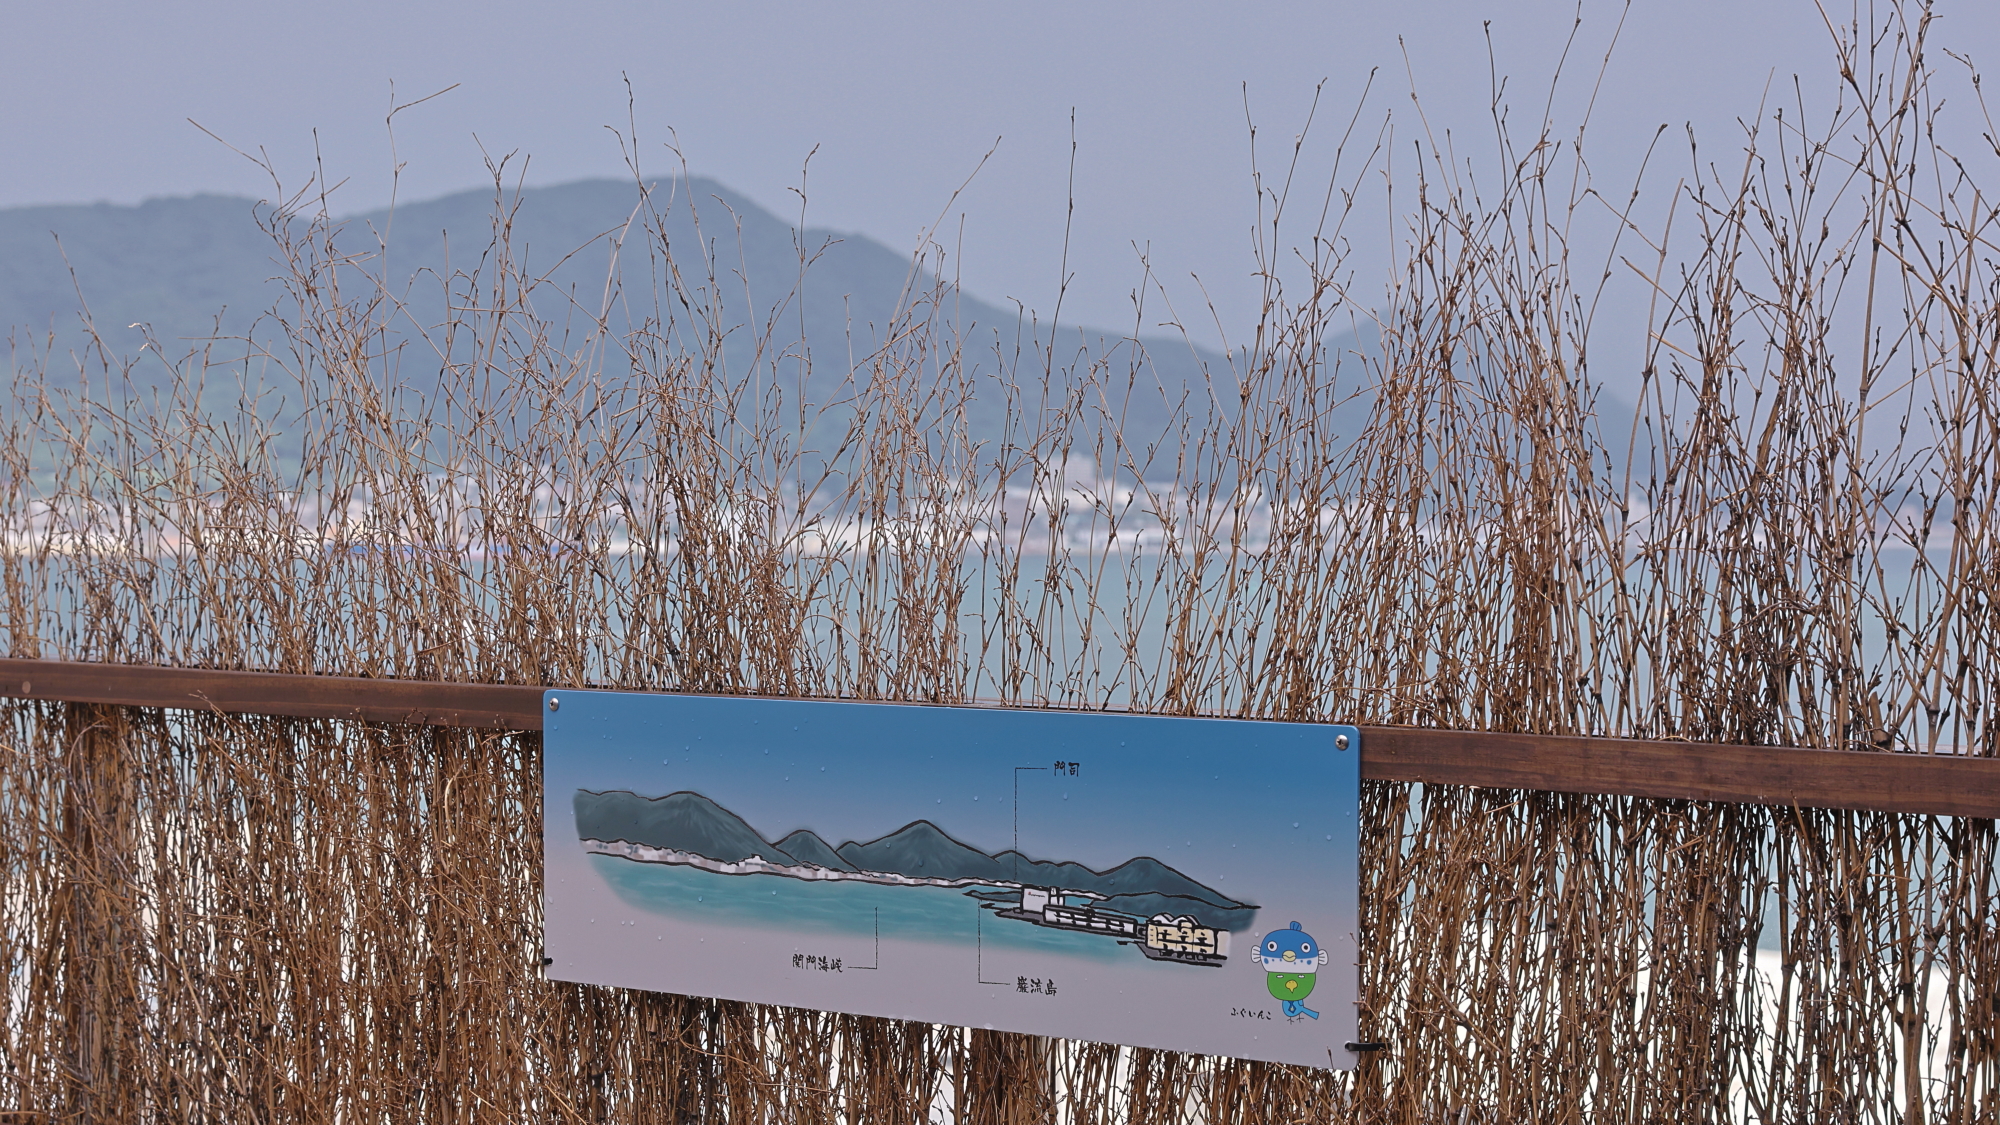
[1,193,283,356]
[2,178,1626,467]
[0,178,1226,394]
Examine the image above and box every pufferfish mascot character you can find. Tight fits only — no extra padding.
[1254,921,1328,1019]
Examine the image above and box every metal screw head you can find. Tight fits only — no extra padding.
[548,697,560,712]
[1335,733,1350,751]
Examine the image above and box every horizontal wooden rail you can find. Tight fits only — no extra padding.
[0,658,1992,818]
[1359,727,1999,820]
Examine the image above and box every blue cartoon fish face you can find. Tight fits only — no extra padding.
[1254,921,1329,974]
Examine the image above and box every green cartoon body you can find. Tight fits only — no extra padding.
[1264,970,1317,1005]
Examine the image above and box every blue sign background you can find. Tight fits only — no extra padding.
[544,692,1361,1068]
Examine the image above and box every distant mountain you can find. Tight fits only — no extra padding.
[0,193,283,364]
[3,179,1653,485]
[23,180,1650,476]
[7,180,1645,480]
[572,786,1251,927]
[1,179,1233,437]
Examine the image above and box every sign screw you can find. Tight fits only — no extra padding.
[1335,734,1350,751]
[548,697,560,712]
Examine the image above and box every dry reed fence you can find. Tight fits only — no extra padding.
[2,4,1997,1121]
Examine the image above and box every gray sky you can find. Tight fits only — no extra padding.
[6,1,1998,354]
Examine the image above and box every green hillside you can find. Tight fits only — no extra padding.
[2,179,1476,477]
[1,193,284,360]
[1,178,1228,411]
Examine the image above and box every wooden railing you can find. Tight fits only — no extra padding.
[3,657,1992,819]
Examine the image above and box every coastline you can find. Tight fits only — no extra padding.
[581,837,1092,895]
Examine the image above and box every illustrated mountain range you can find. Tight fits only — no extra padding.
[575,788,1258,930]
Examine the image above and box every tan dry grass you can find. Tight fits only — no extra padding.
[1,2,1996,1120]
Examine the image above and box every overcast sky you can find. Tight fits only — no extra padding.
[6,1,1998,357]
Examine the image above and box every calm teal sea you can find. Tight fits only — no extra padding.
[590,854,1127,962]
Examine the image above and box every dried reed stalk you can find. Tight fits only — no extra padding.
[1,1,1996,1120]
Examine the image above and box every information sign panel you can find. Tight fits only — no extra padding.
[543,692,1362,1069]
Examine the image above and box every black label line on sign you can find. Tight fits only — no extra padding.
[976,905,1010,986]
[852,908,879,971]
[1012,764,1048,876]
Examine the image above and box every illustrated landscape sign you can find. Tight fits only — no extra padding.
[542,691,1362,1069]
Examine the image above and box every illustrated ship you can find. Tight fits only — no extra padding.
[991,886,1231,966]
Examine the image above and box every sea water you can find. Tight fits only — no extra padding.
[590,854,1126,962]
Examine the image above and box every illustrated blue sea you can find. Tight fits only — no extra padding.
[591,855,1128,961]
